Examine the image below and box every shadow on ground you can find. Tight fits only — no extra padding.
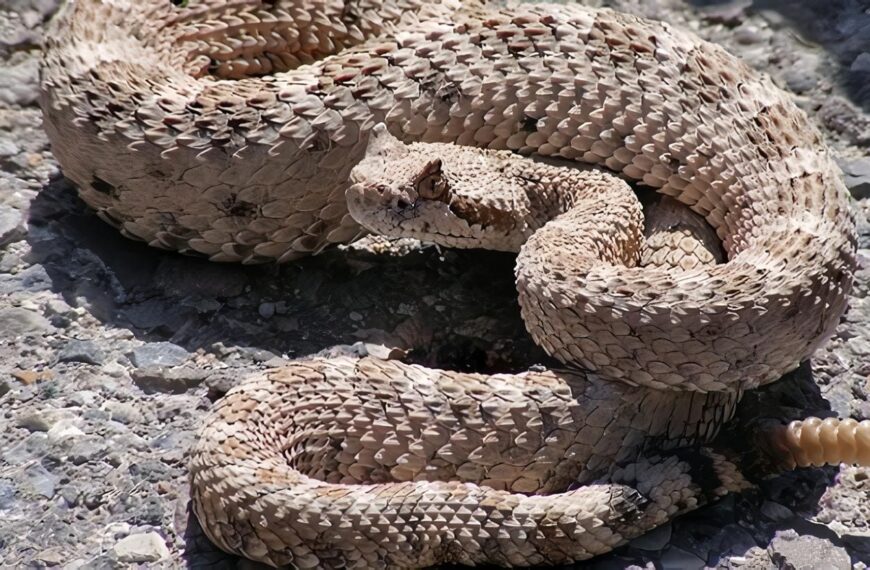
[26,176,549,374]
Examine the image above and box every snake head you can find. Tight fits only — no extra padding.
[347,124,527,251]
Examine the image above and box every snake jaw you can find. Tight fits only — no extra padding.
[346,178,484,246]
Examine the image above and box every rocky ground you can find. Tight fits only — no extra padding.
[1,0,869,568]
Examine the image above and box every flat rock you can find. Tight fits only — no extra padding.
[128,342,189,368]
[46,418,85,443]
[22,463,58,498]
[112,532,169,563]
[57,340,105,365]
[0,307,52,336]
[0,204,24,247]
[0,54,38,105]
[768,530,851,570]
[851,52,870,73]
[660,546,705,570]
[760,500,795,522]
[131,365,208,395]
[17,409,75,432]
[630,522,672,551]
[840,156,870,200]
[0,479,15,510]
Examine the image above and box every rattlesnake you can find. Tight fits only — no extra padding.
[40,0,867,568]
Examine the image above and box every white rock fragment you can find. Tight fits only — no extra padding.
[112,532,169,563]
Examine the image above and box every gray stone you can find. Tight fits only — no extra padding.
[660,546,705,570]
[17,409,74,432]
[0,479,15,511]
[22,463,59,498]
[101,401,144,425]
[0,204,25,247]
[708,524,758,562]
[768,530,851,570]
[725,546,775,569]
[698,0,750,26]
[0,55,39,106]
[129,342,189,368]
[34,548,65,567]
[0,13,38,50]
[818,97,870,146]
[2,432,48,465]
[0,307,52,336]
[111,532,169,563]
[67,389,100,407]
[630,522,672,551]
[46,418,85,443]
[122,299,182,330]
[761,500,795,522]
[733,26,763,45]
[851,53,870,74]
[16,264,52,293]
[58,484,80,507]
[237,346,280,363]
[839,157,870,200]
[57,340,105,365]
[5,0,61,16]
[0,139,19,158]
[131,365,207,395]
[258,301,275,318]
[782,68,818,95]
[591,558,655,570]
[66,437,106,465]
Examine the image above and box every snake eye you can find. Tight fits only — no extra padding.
[415,159,448,200]
[170,0,189,7]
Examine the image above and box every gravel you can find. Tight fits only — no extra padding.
[0,1,868,569]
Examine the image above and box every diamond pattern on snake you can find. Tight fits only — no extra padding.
[40,0,866,568]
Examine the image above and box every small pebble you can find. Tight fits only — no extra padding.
[258,302,275,318]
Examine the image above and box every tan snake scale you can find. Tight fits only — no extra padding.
[40,0,868,567]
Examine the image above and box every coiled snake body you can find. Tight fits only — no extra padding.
[41,0,866,568]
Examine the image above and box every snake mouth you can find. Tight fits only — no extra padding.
[347,181,482,244]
